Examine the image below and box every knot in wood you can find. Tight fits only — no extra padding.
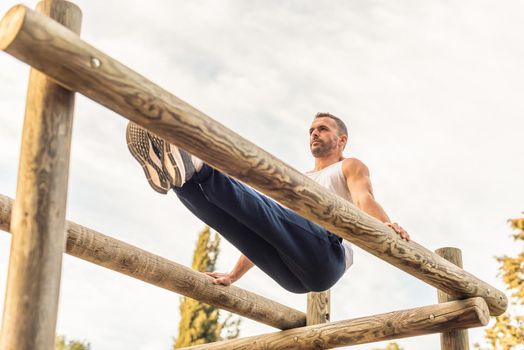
[89,57,101,68]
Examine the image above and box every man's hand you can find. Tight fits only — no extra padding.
[205,271,235,286]
[385,222,410,241]
[204,254,254,287]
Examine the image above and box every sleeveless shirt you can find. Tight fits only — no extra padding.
[305,160,354,271]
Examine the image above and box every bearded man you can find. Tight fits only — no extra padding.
[126,112,409,292]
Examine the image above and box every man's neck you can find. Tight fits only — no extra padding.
[313,154,344,171]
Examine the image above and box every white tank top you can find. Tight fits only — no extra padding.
[305,160,354,271]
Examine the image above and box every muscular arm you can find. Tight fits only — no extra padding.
[205,254,254,286]
[342,158,409,240]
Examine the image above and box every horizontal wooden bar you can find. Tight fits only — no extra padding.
[0,194,305,330]
[177,297,490,350]
[0,5,507,316]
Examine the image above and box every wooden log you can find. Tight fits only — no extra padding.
[436,247,470,350]
[307,291,330,325]
[177,298,490,350]
[0,2,81,350]
[0,5,507,316]
[0,194,306,330]
[307,290,331,349]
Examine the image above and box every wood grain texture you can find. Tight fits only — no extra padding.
[177,298,490,350]
[0,5,507,316]
[0,194,306,330]
[307,291,330,325]
[0,2,80,350]
[436,247,470,350]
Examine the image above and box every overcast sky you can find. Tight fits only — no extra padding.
[1,1,523,349]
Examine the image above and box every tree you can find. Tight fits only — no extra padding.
[173,226,240,348]
[476,215,524,349]
[55,336,90,350]
[373,342,404,350]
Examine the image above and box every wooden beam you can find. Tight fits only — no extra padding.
[307,290,331,349]
[307,290,330,325]
[177,298,490,350]
[436,247,470,350]
[0,5,507,316]
[0,2,81,350]
[0,194,306,330]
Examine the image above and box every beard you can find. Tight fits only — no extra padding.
[310,138,336,157]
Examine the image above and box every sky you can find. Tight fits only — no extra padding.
[0,1,523,349]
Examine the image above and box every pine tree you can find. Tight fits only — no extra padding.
[476,215,524,349]
[173,226,240,348]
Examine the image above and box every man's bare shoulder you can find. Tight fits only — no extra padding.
[342,157,370,177]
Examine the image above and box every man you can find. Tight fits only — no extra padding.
[126,113,409,292]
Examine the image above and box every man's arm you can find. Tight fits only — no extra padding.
[342,158,410,241]
[205,254,254,286]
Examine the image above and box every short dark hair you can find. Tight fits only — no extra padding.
[314,112,348,136]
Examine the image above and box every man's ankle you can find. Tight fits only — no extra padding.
[192,155,204,172]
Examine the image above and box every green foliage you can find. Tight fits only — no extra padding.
[498,217,524,303]
[373,342,404,350]
[482,314,524,350]
[173,226,240,348]
[55,335,90,350]
[476,214,524,350]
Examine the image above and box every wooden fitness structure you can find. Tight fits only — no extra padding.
[0,1,507,349]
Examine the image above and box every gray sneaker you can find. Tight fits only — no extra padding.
[126,122,171,194]
[162,139,196,188]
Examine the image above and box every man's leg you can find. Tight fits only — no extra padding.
[190,164,346,292]
[174,180,309,293]
[126,123,346,291]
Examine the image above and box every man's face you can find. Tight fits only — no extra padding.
[309,117,344,157]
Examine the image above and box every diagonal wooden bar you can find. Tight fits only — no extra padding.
[177,298,490,350]
[0,194,306,330]
[0,5,507,316]
[0,2,81,350]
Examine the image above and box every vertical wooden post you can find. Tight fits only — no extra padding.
[0,1,81,350]
[307,290,331,326]
[436,247,470,350]
[307,290,331,349]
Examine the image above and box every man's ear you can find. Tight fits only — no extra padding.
[339,134,348,149]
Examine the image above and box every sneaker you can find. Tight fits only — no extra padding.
[147,131,180,186]
[126,122,171,194]
[162,141,196,187]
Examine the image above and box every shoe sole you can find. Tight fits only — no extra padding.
[126,122,170,194]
